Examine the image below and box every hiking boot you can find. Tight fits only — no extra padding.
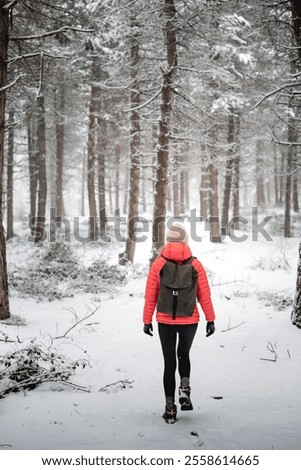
[162,404,177,424]
[179,386,193,410]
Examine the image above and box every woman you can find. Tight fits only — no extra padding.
[143,222,216,423]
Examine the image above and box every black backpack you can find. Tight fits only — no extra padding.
[157,256,198,320]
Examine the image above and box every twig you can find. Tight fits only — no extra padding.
[99,379,134,393]
[0,75,21,92]
[259,357,277,362]
[221,321,246,332]
[56,380,90,393]
[3,0,20,10]
[124,89,161,112]
[54,304,101,339]
[260,341,278,362]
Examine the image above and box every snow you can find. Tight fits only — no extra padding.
[0,223,301,453]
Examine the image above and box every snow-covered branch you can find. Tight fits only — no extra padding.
[0,75,21,92]
[124,89,161,113]
[10,26,95,41]
[7,51,66,64]
[252,81,301,109]
[3,0,20,10]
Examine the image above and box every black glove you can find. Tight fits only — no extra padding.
[206,321,215,337]
[143,323,153,336]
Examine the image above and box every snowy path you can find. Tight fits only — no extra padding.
[1,235,301,450]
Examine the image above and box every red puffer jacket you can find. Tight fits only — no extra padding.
[143,242,216,325]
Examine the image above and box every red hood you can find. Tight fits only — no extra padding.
[161,242,192,263]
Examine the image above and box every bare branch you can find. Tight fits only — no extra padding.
[3,0,20,10]
[252,81,300,110]
[0,75,21,92]
[99,379,134,393]
[7,52,66,64]
[10,26,95,41]
[55,304,101,339]
[221,321,246,332]
[124,89,161,113]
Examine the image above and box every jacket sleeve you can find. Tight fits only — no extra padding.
[194,260,216,322]
[143,260,160,324]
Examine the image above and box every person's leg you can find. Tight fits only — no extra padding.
[158,323,177,405]
[177,323,198,380]
[177,323,198,410]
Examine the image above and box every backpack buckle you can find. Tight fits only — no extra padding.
[172,289,179,296]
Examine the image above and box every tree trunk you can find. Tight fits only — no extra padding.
[185,170,190,213]
[123,162,129,215]
[55,82,65,227]
[208,121,221,243]
[0,1,10,319]
[232,112,241,219]
[81,150,85,217]
[256,140,265,207]
[284,113,296,237]
[179,167,185,215]
[293,168,299,212]
[291,239,301,328]
[151,0,177,262]
[27,112,38,234]
[114,143,120,212]
[221,109,235,234]
[125,17,141,262]
[200,144,209,221]
[34,94,47,243]
[97,116,107,239]
[86,57,100,241]
[279,149,286,205]
[273,143,279,205]
[6,109,14,240]
[172,151,180,217]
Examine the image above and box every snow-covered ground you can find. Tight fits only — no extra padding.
[0,221,301,452]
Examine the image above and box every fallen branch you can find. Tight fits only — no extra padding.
[221,316,246,333]
[99,379,134,394]
[260,341,278,362]
[55,304,101,339]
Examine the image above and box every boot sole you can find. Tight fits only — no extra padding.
[179,397,193,411]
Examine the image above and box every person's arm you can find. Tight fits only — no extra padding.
[143,261,160,325]
[195,261,215,322]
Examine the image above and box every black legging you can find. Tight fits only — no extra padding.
[158,322,198,399]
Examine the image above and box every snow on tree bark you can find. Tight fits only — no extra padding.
[221,109,235,234]
[0,0,10,319]
[125,16,141,263]
[34,94,47,243]
[87,57,100,241]
[151,0,177,261]
[55,81,65,227]
[208,121,221,243]
[6,109,14,240]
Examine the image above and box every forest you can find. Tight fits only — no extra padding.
[0,0,301,452]
[1,0,300,324]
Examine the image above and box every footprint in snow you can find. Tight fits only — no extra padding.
[188,430,204,448]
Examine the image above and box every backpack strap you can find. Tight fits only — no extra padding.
[161,255,195,265]
[172,288,178,320]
